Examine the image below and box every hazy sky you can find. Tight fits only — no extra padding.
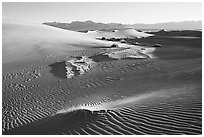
[3,2,202,24]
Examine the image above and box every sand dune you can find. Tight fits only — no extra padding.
[3,85,201,135]
[2,19,114,63]
[2,19,202,135]
[87,29,154,39]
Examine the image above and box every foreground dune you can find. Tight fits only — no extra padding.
[4,86,201,135]
[2,20,202,135]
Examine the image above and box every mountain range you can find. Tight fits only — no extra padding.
[43,20,202,31]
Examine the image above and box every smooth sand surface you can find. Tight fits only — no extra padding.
[2,22,202,135]
[2,19,114,63]
[87,28,153,39]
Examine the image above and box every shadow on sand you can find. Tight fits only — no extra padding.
[3,109,100,135]
[49,61,67,79]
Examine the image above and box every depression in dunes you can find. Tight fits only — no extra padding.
[2,19,202,135]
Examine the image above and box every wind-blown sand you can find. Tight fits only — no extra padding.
[2,20,202,135]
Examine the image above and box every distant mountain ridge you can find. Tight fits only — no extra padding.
[43,20,202,31]
[43,20,125,31]
[130,21,202,30]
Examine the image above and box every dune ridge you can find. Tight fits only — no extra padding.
[2,19,114,63]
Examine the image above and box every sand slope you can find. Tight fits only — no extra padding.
[87,29,153,39]
[2,19,113,63]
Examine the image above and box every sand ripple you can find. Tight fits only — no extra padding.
[3,87,202,135]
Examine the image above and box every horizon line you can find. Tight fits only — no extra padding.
[43,19,202,25]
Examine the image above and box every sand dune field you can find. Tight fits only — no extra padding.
[2,20,202,135]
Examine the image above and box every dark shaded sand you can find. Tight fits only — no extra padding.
[49,61,67,79]
[90,54,118,62]
[49,61,81,79]
[148,30,202,38]
[2,30,202,135]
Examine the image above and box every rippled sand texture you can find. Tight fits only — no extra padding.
[3,47,202,135]
[2,21,202,135]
